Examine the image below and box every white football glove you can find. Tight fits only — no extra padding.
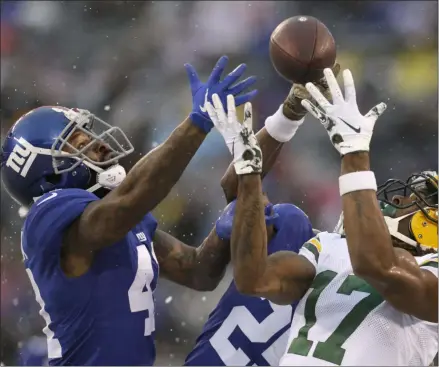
[206,94,262,175]
[301,68,387,156]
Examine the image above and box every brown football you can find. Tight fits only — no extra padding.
[269,15,336,84]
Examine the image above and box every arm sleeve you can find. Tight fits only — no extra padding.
[22,189,99,259]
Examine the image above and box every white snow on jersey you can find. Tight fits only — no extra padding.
[280,232,438,366]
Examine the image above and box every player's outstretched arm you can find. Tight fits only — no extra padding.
[232,174,315,304]
[153,228,230,291]
[64,56,257,256]
[341,153,438,322]
[221,64,340,203]
[208,93,315,304]
[301,67,437,322]
[220,128,283,203]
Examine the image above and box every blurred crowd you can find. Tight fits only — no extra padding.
[1,1,437,365]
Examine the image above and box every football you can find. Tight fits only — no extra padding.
[269,15,336,84]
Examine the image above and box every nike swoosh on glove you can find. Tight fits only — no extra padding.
[301,68,387,156]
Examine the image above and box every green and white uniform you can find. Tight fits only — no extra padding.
[280,232,438,366]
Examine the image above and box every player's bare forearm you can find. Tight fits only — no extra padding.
[67,118,207,252]
[231,174,268,292]
[113,118,206,211]
[341,152,395,274]
[231,174,314,304]
[341,153,438,322]
[153,228,230,291]
[221,128,283,203]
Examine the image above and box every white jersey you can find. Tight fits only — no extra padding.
[280,232,438,366]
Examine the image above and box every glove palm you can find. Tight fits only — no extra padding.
[206,94,262,175]
[185,56,257,133]
[301,68,387,156]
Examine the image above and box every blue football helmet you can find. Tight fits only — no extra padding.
[1,106,134,208]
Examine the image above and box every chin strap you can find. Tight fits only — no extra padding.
[87,164,126,193]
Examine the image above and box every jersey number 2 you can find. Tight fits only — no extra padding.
[211,301,293,365]
[128,245,156,336]
[288,270,383,365]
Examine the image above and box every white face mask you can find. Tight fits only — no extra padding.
[382,211,418,247]
[335,208,432,251]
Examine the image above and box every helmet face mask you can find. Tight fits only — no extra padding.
[378,171,438,253]
[335,171,438,253]
[51,108,134,175]
[377,171,438,224]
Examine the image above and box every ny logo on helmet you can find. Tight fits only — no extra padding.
[6,137,37,178]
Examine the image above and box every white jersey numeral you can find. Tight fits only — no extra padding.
[26,269,62,359]
[128,245,156,336]
[210,301,293,365]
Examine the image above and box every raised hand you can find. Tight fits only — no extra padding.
[206,94,262,175]
[185,56,257,134]
[283,63,340,121]
[301,68,387,156]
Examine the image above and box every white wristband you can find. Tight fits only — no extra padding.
[339,171,377,196]
[265,105,304,143]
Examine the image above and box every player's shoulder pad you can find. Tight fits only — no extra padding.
[30,188,97,215]
[301,232,327,262]
[272,203,311,228]
[24,189,99,249]
[301,231,341,261]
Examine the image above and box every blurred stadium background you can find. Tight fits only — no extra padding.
[1,1,437,365]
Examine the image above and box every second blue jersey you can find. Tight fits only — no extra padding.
[185,203,314,366]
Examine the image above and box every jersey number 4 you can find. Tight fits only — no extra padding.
[128,245,156,336]
[288,270,383,365]
[25,244,156,360]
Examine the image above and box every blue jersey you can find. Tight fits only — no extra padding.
[185,204,313,366]
[21,188,159,366]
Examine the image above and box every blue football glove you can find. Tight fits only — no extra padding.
[215,200,279,240]
[185,55,258,134]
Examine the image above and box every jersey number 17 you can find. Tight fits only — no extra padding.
[289,270,383,365]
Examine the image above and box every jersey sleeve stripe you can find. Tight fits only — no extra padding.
[421,260,438,269]
[303,242,319,262]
